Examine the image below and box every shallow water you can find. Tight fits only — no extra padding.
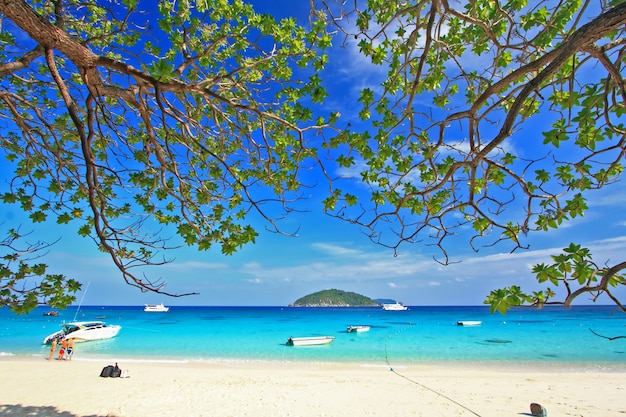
[1,305,625,367]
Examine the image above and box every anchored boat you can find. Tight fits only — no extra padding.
[286,336,335,346]
[382,302,408,311]
[144,303,169,312]
[347,325,370,333]
[457,321,482,326]
[43,321,121,344]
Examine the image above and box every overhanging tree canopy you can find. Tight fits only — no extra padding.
[0,0,335,307]
[312,0,626,311]
[1,0,625,313]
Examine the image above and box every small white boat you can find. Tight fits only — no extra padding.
[286,336,335,346]
[347,325,370,333]
[43,321,121,344]
[382,302,408,311]
[144,303,169,312]
[457,321,482,326]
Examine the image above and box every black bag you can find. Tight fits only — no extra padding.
[110,365,122,378]
[100,362,122,378]
[99,365,114,377]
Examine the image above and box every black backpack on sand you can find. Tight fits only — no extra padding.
[99,365,114,377]
[100,363,121,378]
[110,364,122,378]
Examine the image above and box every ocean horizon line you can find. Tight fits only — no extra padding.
[42,303,619,308]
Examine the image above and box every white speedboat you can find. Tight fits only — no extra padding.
[43,321,121,344]
[457,320,482,326]
[144,303,169,312]
[382,302,408,311]
[347,325,370,333]
[286,336,335,346]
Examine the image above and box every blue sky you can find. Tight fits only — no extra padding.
[2,1,625,308]
[3,182,626,307]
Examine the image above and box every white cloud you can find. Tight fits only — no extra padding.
[163,260,229,271]
[589,189,626,207]
[311,242,363,256]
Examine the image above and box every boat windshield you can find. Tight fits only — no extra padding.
[62,324,81,334]
[63,322,106,333]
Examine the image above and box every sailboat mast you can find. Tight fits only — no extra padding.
[72,281,91,321]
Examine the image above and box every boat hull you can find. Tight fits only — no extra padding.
[286,336,335,346]
[43,321,121,344]
[347,325,370,333]
[144,303,169,312]
[382,303,408,311]
[457,321,482,326]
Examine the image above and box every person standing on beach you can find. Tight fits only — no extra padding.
[66,338,75,360]
[47,338,58,361]
[58,338,68,360]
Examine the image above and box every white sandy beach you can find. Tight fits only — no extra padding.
[0,357,624,417]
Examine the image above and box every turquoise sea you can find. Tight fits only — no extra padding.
[1,305,625,368]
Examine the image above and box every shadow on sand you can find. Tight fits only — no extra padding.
[0,404,117,417]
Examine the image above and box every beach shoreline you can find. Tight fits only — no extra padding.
[4,350,626,372]
[1,356,624,417]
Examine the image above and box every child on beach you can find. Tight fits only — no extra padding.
[47,338,58,361]
[58,338,68,360]
[66,338,75,360]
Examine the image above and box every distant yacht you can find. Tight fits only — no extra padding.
[382,302,408,311]
[144,303,169,312]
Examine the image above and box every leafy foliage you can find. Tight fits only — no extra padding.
[0,228,81,313]
[315,0,625,254]
[1,0,625,314]
[0,0,335,310]
[485,244,626,314]
[312,0,626,311]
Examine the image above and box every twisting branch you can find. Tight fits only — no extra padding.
[312,0,626,266]
[564,261,626,310]
[0,0,336,300]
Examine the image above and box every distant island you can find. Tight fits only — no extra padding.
[290,289,379,307]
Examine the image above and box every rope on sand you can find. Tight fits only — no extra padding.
[384,337,483,417]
